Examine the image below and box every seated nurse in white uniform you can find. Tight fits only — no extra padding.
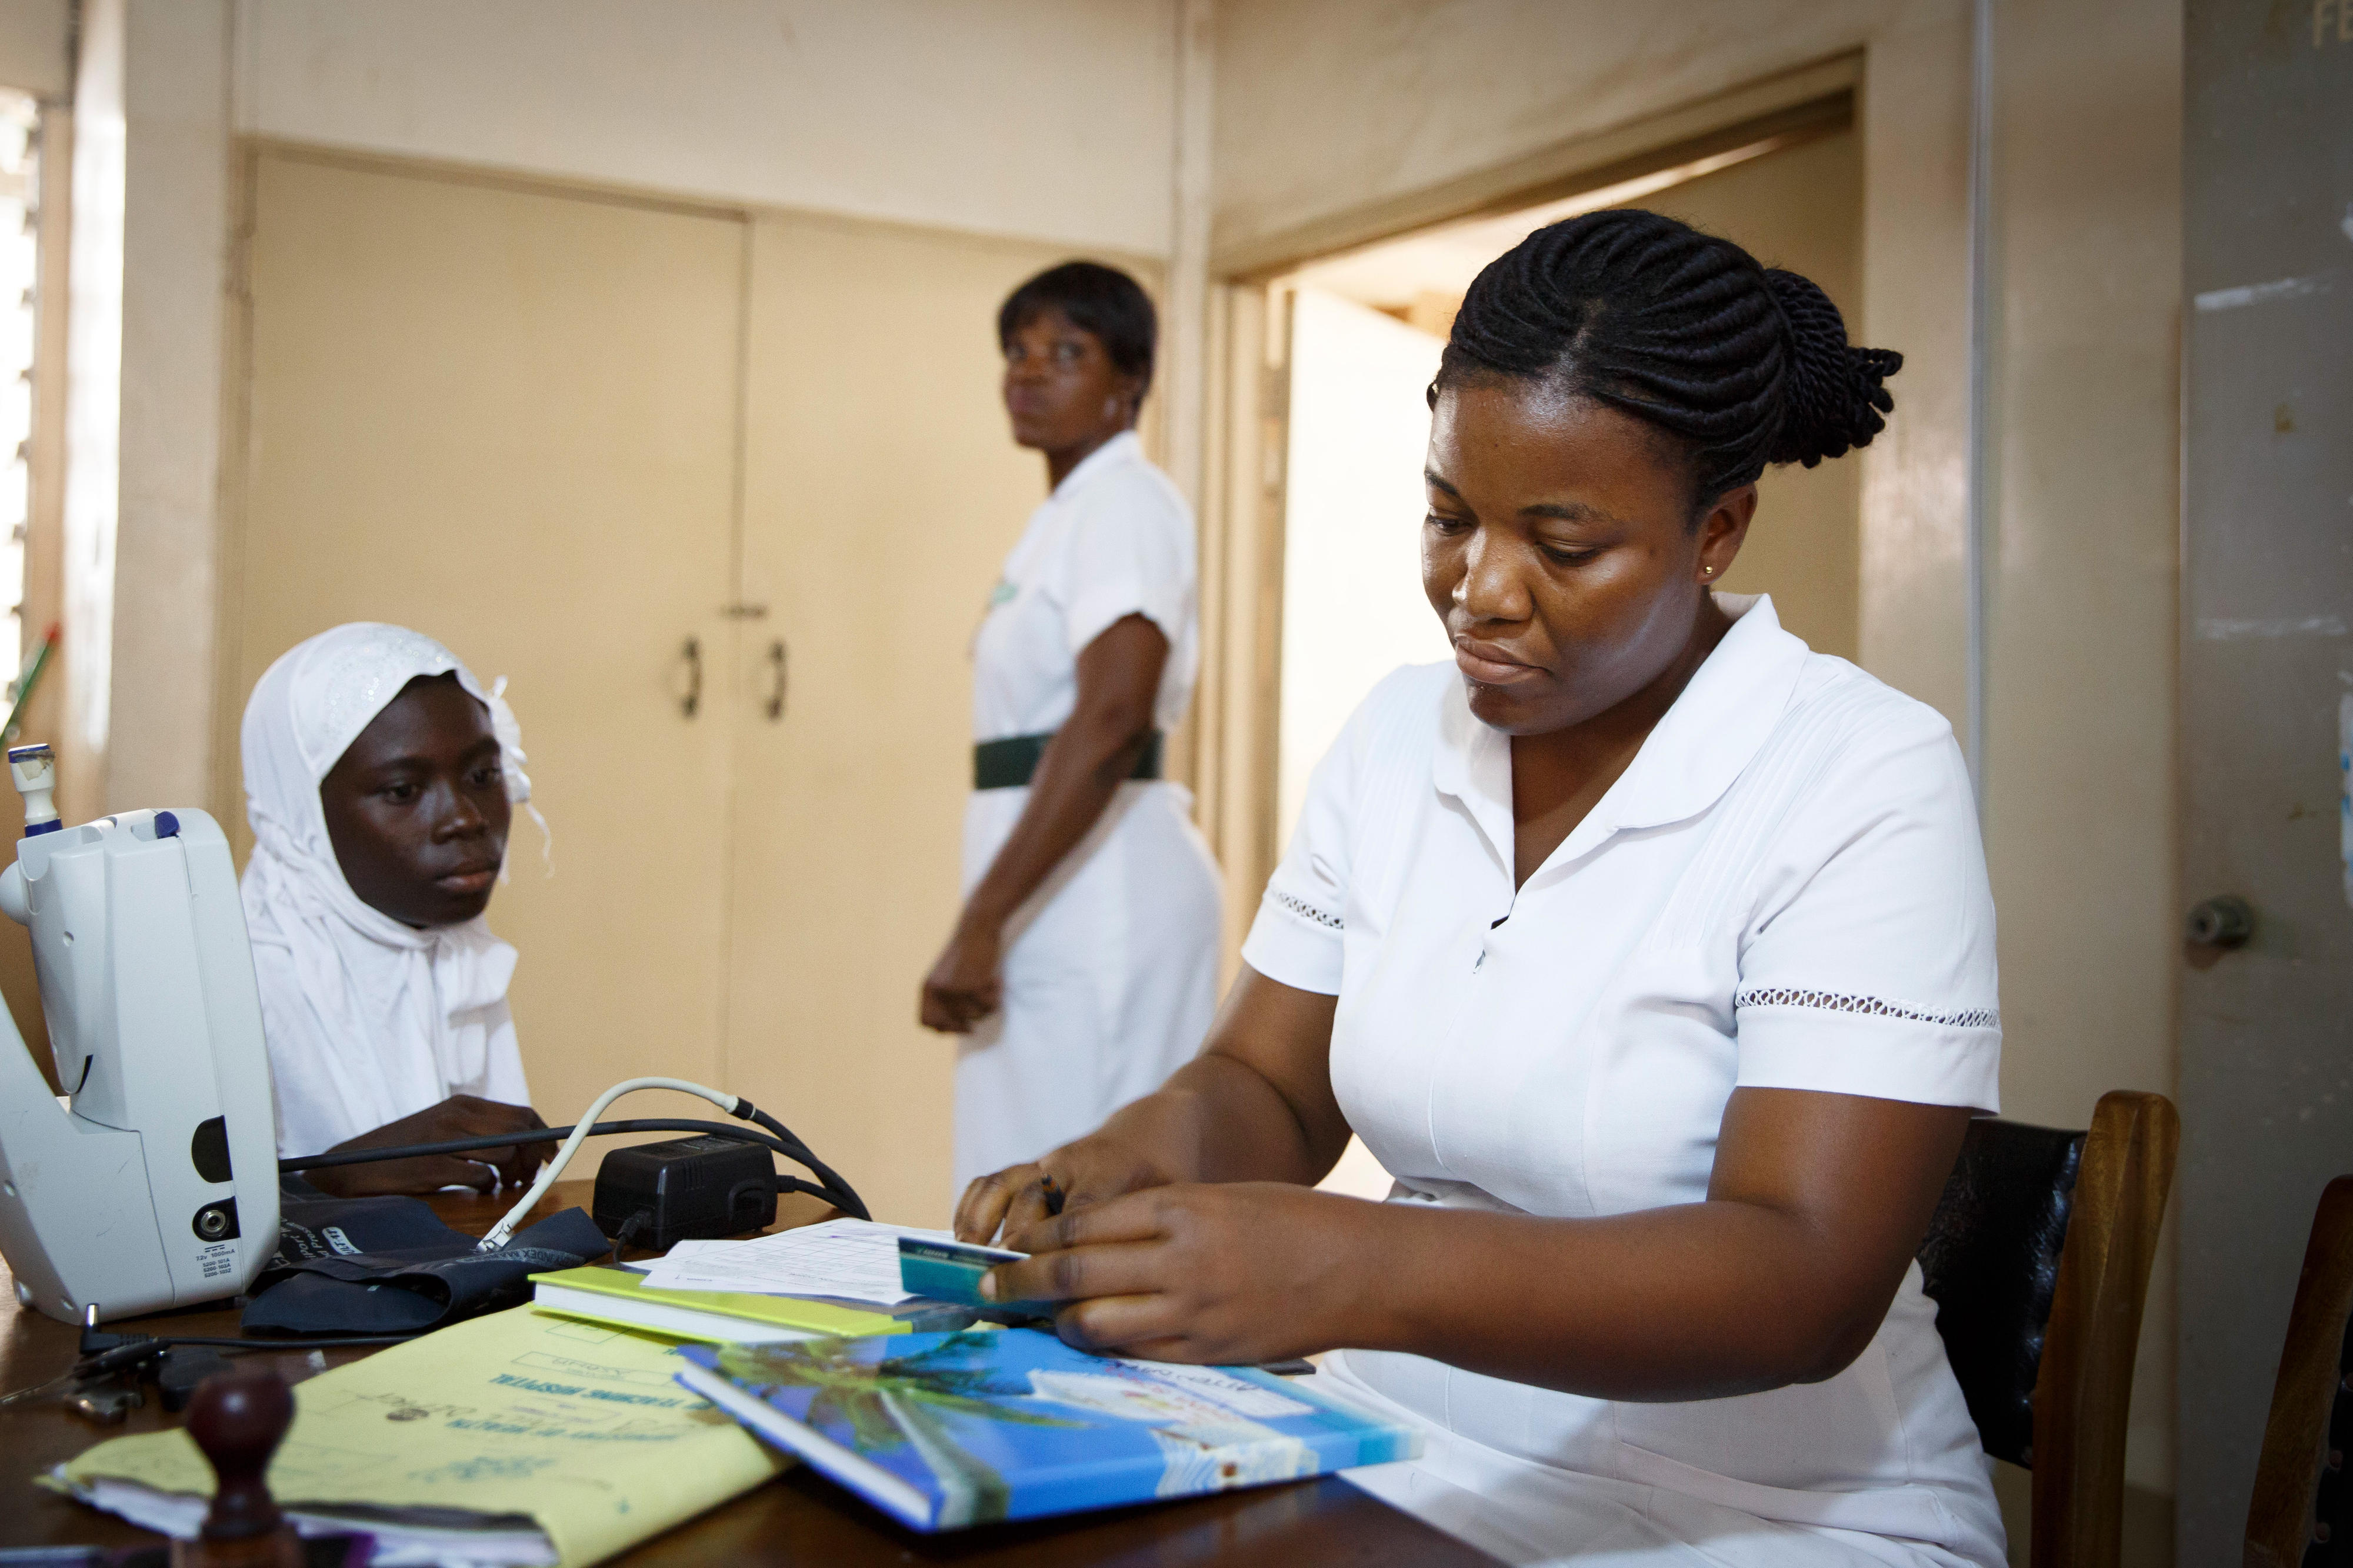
[242,622,551,1197]
[956,211,2007,1567]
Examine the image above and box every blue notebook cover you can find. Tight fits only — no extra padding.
[671,1329,1421,1530]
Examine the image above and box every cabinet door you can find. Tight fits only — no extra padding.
[729,214,1120,1226]
[235,151,745,1155]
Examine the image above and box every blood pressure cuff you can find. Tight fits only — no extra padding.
[242,1182,612,1335]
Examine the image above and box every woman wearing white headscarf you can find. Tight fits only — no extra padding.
[241,622,548,1193]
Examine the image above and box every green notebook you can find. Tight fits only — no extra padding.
[531,1265,898,1341]
[530,1265,958,1343]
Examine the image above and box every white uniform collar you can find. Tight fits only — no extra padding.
[1432,594,1811,878]
[1050,429,1142,499]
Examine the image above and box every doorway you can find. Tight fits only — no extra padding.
[1262,122,1862,1200]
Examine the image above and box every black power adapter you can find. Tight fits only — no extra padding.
[592,1135,778,1253]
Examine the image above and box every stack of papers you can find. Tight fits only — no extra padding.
[59,1481,553,1568]
[635,1219,955,1305]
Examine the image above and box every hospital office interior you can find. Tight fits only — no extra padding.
[0,1,2336,1563]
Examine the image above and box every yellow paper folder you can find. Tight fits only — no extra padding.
[49,1306,789,1567]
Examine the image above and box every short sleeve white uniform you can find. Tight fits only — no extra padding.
[1243,597,2006,1568]
[958,432,1223,1192]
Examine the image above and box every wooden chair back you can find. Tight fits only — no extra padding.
[2244,1175,2353,1568]
[1917,1089,2178,1568]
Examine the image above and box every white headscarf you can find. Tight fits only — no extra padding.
[240,623,544,1157]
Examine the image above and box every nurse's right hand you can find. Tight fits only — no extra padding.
[956,968,1348,1243]
[954,1130,1175,1246]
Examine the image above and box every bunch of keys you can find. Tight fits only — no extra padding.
[52,1306,231,1424]
[62,1377,142,1424]
[62,1305,163,1423]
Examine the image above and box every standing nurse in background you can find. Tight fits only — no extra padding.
[921,262,1222,1195]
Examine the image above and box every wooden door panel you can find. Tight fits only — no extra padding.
[237,151,745,1157]
[730,215,1152,1226]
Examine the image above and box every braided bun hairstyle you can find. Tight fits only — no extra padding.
[1437,209,1902,508]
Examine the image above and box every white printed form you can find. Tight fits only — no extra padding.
[636,1218,954,1305]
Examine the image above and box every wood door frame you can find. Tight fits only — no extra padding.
[1185,60,1861,975]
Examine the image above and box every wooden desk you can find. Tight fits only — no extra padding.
[0,1183,1497,1566]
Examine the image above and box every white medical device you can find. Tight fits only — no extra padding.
[0,743,279,1324]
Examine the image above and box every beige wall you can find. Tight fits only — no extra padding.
[1646,129,1864,664]
[104,0,235,818]
[64,0,241,829]
[1982,0,2184,1515]
[1214,2,1918,252]
[69,0,1188,820]
[231,0,1179,256]
[1208,0,2185,1532]
[0,0,69,99]
[59,0,126,832]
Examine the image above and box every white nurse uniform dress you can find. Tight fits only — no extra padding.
[1242,596,2007,1568]
[958,431,1223,1193]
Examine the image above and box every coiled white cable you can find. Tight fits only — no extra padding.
[475,1077,742,1251]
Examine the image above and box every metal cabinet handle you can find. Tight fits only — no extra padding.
[679,637,702,718]
[765,639,787,722]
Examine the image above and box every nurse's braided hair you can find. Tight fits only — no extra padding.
[1436,209,1902,511]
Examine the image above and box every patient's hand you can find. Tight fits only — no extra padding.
[306,1095,550,1197]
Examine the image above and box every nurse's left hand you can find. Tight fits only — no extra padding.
[989,1182,1378,1366]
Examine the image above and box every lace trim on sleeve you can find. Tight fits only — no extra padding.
[1270,890,1343,931]
[1734,987,1998,1030]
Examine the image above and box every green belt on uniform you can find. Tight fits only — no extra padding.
[974,729,1163,790]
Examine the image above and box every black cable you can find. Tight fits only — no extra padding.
[731,1104,825,1168]
[142,1335,420,1350]
[735,1100,869,1220]
[277,1119,788,1172]
[610,1210,649,1263]
[1,1333,423,1409]
[280,1114,871,1222]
